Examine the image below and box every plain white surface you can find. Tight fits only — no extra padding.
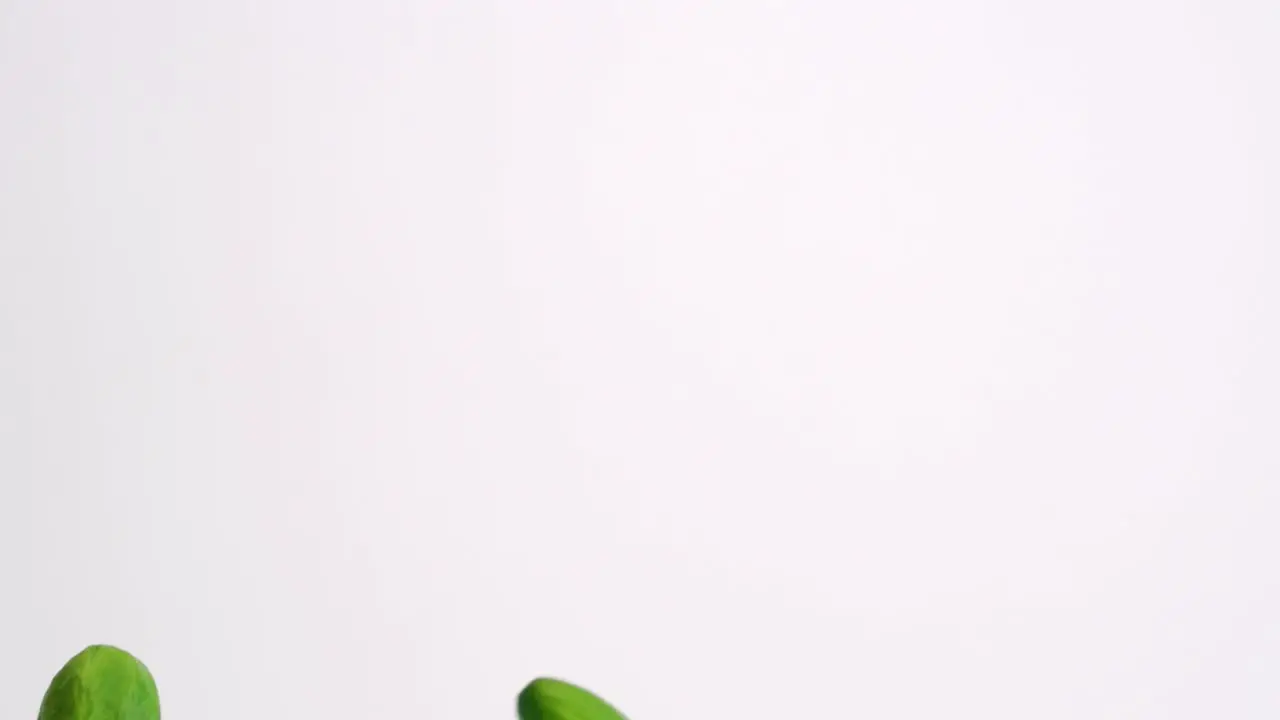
[2,1,1277,718]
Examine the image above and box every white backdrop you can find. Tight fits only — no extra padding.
[2,1,1277,718]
